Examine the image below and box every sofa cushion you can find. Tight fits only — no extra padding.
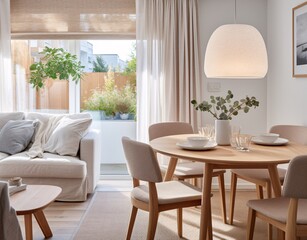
[0,112,24,130]
[0,152,9,160]
[43,117,92,156]
[0,152,86,179]
[0,120,37,155]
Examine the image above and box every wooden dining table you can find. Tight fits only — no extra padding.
[150,134,307,240]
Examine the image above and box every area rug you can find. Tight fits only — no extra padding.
[73,191,267,240]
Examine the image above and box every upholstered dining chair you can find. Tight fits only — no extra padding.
[0,181,23,240]
[122,137,209,240]
[229,125,307,239]
[229,125,307,226]
[246,155,307,240]
[148,122,227,224]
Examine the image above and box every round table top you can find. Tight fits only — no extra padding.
[10,185,62,214]
[150,134,307,165]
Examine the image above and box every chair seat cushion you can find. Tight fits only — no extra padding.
[247,197,307,224]
[131,181,202,204]
[231,168,287,181]
[0,152,86,179]
[160,162,222,177]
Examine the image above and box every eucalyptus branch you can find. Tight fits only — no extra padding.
[227,101,246,118]
[191,90,259,120]
[208,109,219,119]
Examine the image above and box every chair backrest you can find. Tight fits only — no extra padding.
[148,122,194,141]
[122,137,163,183]
[283,155,307,199]
[270,125,307,145]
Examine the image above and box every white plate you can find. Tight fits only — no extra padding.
[252,137,289,146]
[176,141,217,150]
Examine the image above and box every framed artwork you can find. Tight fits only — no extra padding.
[293,1,307,77]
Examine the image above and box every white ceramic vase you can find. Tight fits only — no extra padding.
[215,119,231,145]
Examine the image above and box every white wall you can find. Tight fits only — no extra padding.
[91,121,136,164]
[198,0,268,189]
[267,0,307,127]
[199,0,268,135]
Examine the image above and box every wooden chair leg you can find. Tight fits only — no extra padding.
[193,177,198,187]
[247,207,256,240]
[218,173,227,224]
[177,208,183,237]
[256,185,264,199]
[266,182,273,240]
[285,198,298,240]
[206,200,213,240]
[126,206,138,240]
[266,182,272,199]
[147,209,159,240]
[229,172,237,225]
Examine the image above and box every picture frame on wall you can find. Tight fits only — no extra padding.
[293,1,307,77]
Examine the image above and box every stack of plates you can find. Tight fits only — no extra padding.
[252,137,289,146]
[176,141,217,150]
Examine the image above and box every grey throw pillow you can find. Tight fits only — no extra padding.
[0,120,37,155]
[0,112,24,130]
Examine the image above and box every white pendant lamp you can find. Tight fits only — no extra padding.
[204,1,268,79]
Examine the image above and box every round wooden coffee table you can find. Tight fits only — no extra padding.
[10,185,62,240]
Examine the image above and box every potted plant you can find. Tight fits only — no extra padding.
[29,46,85,89]
[100,91,117,120]
[84,90,104,120]
[191,90,259,145]
[115,85,136,120]
[115,100,131,120]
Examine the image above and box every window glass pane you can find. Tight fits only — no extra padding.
[80,40,136,121]
[11,40,71,113]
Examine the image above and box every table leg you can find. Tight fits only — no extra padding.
[268,164,284,239]
[24,214,33,240]
[200,163,213,240]
[34,210,53,238]
[164,157,178,181]
[268,165,282,197]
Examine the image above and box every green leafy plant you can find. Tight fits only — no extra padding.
[93,56,108,72]
[84,70,136,119]
[29,46,85,89]
[115,85,136,114]
[84,90,104,111]
[115,101,130,114]
[191,90,259,120]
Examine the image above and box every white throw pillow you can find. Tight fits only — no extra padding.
[43,117,92,156]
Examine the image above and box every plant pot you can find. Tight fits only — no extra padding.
[120,113,129,120]
[101,111,114,120]
[86,110,101,120]
[215,119,231,145]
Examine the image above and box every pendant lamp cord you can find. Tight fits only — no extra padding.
[234,0,237,23]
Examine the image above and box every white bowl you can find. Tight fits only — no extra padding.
[259,133,279,143]
[187,136,209,147]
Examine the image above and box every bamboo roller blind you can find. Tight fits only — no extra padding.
[10,0,136,39]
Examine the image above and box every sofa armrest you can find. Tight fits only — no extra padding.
[80,130,100,193]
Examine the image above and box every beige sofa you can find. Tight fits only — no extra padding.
[0,112,100,201]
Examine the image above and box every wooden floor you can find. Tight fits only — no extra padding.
[15,181,272,240]
[17,180,132,240]
[17,196,91,240]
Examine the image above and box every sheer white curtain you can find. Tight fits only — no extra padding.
[0,0,13,112]
[136,0,203,142]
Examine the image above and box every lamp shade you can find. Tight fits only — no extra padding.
[204,24,268,78]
